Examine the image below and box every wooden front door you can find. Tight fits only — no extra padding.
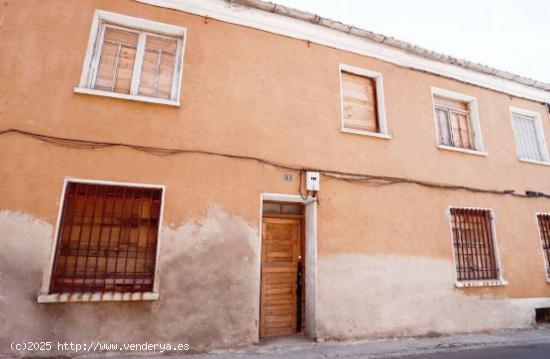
[260,217,302,337]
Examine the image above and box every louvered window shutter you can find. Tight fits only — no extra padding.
[512,114,544,162]
[341,71,379,133]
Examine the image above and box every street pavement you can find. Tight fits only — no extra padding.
[165,328,550,359]
[404,343,550,358]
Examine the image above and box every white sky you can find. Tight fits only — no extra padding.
[272,0,550,83]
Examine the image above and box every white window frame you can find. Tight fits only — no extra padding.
[37,177,166,303]
[535,212,550,283]
[509,106,550,165]
[339,64,390,139]
[74,10,187,107]
[431,87,486,156]
[446,206,507,288]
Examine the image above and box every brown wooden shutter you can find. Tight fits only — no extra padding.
[138,35,178,99]
[94,27,139,94]
[341,71,379,133]
[449,112,473,149]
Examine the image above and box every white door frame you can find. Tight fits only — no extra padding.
[257,193,318,339]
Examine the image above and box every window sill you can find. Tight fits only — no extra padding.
[518,158,550,167]
[74,87,180,107]
[340,128,392,139]
[455,280,508,288]
[37,291,159,303]
[437,145,487,157]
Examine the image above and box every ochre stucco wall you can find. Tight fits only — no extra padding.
[2,0,550,355]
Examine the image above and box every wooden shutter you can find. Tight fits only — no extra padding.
[434,96,474,150]
[138,35,178,99]
[341,71,379,133]
[94,27,139,94]
[449,111,473,149]
[512,114,544,162]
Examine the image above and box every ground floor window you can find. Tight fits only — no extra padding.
[450,207,499,281]
[49,181,162,294]
[537,213,550,279]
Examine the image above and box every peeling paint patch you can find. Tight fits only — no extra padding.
[0,210,54,354]
[158,205,260,349]
[0,207,260,356]
[316,254,549,340]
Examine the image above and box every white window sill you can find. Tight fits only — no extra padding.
[518,158,550,167]
[37,291,159,303]
[74,87,180,107]
[340,128,392,139]
[437,145,487,157]
[455,280,508,288]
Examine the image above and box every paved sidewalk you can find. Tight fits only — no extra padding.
[161,327,550,359]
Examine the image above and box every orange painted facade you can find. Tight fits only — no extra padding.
[2,0,550,355]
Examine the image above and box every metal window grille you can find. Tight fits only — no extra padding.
[49,182,162,294]
[94,26,140,94]
[450,208,499,281]
[92,22,181,100]
[537,214,550,278]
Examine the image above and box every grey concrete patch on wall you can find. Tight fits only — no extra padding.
[159,205,260,350]
[0,210,54,350]
[316,254,549,340]
[0,206,260,357]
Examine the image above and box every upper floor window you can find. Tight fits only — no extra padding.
[75,10,186,106]
[449,207,502,285]
[432,87,484,154]
[510,107,549,164]
[339,64,389,139]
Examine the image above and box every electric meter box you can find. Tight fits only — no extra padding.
[306,171,320,191]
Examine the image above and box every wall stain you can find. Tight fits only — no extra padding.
[316,254,548,341]
[0,207,260,356]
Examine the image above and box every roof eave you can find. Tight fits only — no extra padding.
[134,0,550,102]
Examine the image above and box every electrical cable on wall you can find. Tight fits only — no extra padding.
[298,170,312,201]
[0,127,547,200]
